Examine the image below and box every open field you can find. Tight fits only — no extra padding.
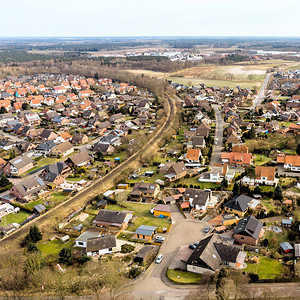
[126,59,300,89]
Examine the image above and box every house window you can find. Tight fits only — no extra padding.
[241,237,244,240]
[78,242,84,246]
[109,248,112,251]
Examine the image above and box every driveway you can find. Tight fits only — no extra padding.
[210,104,223,167]
[131,204,209,299]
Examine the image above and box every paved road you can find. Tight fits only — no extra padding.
[131,204,209,299]
[0,130,23,142]
[210,104,223,167]
[251,73,272,109]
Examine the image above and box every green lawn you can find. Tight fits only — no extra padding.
[51,191,67,203]
[177,176,219,190]
[25,198,45,210]
[166,269,202,284]
[264,230,289,252]
[279,177,297,188]
[0,211,30,226]
[259,186,275,193]
[245,256,284,279]
[253,154,272,166]
[38,238,75,256]
[260,199,276,212]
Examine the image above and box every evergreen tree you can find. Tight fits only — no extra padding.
[0,175,10,188]
[274,185,283,201]
[59,248,72,265]
[26,225,43,243]
[232,182,241,195]
[297,143,300,155]
[0,106,7,114]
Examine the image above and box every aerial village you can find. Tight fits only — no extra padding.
[0,69,299,283]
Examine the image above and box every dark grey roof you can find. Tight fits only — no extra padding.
[135,225,157,236]
[225,194,253,213]
[94,210,131,225]
[213,243,240,263]
[36,140,56,151]
[233,216,262,240]
[86,236,116,252]
[44,161,68,175]
[183,188,210,206]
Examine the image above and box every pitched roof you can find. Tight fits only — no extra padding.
[186,148,201,160]
[225,194,253,213]
[67,151,90,165]
[154,204,171,213]
[94,210,131,225]
[233,215,263,240]
[255,166,275,181]
[54,141,73,153]
[86,236,116,252]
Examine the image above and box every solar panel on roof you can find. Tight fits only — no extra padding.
[37,178,44,185]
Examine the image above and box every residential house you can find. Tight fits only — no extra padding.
[233,216,263,246]
[186,234,246,275]
[130,183,160,202]
[187,136,206,149]
[186,148,202,163]
[92,142,115,155]
[4,155,34,176]
[224,195,258,217]
[183,188,211,211]
[40,130,58,142]
[243,166,278,186]
[75,230,101,248]
[162,162,187,182]
[93,210,133,230]
[71,133,89,145]
[65,151,90,167]
[51,141,74,157]
[35,141,56,155]
[86,236,117,256]
[221,152,252,167]
[10,177,46,202]
[277,154,300,172]
[109,113,125,124]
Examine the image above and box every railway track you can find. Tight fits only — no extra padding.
[0,94,176,247]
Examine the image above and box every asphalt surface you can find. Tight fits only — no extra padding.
[210,104,223,167]
[131,205,209,300]
[0,95,176,247]
[251,73,272,109]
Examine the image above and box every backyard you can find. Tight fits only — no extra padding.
[244,255,284,279]
[38,238,75,256]
[0,210,31,226]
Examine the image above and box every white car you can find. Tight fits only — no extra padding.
[156,254,163,264]
[149,208,154,214]
[155,235,165,242]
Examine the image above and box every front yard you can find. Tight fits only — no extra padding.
[166,269,202,284]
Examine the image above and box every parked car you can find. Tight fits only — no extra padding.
[189,244,196,250]
[155,235,165,242]
[204,226,210,233]
[194,242,199,246]
[156,254,163,264]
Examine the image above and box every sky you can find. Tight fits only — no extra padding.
[0,0,299,37]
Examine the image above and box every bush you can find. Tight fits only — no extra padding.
[249,273,259,283]
[121,244,135,253]
[128,267,142,279]
[76,255,92,265]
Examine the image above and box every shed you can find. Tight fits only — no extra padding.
[181,201,190,210]
[134,225,157,241]
[215,226,226,233]
[144,171,154,177]
[117,183,129,189]
[134,245,158,263]
[34,204,46,214]
[97,199,107,209]
[60,235,70,243]
[154,204,171,218]
[282,219,292,227]
[280,242,293,253]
